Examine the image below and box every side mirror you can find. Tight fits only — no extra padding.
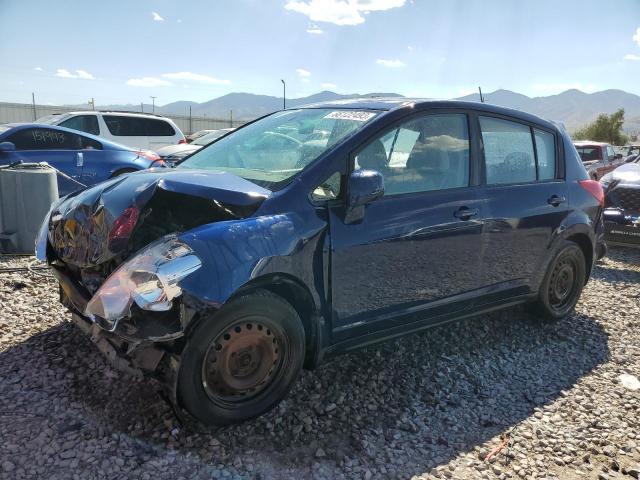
[614,153,623,160]
[345,169,384,224]
[0,141,15,152]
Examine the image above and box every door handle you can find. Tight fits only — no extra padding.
[454,206,479,220]
[76,152,84,167]
[547,195,566,207]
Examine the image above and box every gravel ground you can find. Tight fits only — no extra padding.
[0,247,639,480]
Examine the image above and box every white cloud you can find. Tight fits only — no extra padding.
[56,68,95,80]
[126,77,172,87]
[177,18,182,23]
[152,11,164,21]
[633,27,640,46]
[407,45,413,51]
[306,24,323,34]
[161,71,230,84]
[532,82,598,94]
[75,70,95,80]
[296,68,311,77]
[624,54,640,61]
[285,0,405,26]
[34,67,43,71]
[321,82,337,89]
[376,58,405,68]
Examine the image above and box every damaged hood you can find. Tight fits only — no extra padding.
[48,168,271,268]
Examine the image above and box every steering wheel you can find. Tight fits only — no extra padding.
[262,131,303,147]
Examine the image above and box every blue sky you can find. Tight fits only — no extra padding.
[1,0,639,107]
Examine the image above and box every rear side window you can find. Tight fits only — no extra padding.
[59,115,100,135]
[144,118,175,136]
[480,117,536,184]
[576,147,602,162]
[534,129,556,180]
[103,116,146,136]
[103,116,175,136]
[6,128,88,150]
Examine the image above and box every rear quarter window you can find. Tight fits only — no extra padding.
[144,118,175,136]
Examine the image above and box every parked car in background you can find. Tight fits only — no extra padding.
[157,128,235,165]
[624,145,640,163]
[0,124,164,196]
[574,141,624,180]
[36,111,186,150]
[38,99,603,426]
[186,129,217,143]
[601,154,640,247]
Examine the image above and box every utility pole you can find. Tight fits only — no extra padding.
[31,92,37,120]
[189,106,192,134]
[230,110,233,128]
[141,102,144,113]
[150,96,156,113]
[88,98,95,110]
[281,79,286,109]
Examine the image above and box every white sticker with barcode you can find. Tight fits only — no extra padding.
[323,111,377,122]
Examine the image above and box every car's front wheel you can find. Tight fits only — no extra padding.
[177,290,305,425]
[529,241,586,321]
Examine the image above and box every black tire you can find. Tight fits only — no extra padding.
[177,290,305,425]
[529,241,586,322]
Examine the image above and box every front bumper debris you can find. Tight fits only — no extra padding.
[71,312,166,378]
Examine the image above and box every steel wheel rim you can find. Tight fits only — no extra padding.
[201,319,284,404]
[548,257,577,310]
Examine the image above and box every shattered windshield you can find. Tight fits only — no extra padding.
[178,108,379,190]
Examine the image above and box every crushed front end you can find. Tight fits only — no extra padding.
[36,169,268,378]
[602,164,640,248]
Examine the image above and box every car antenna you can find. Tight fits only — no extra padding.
[478,86,485,103]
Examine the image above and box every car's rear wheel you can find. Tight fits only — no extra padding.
[177,290,305,425]
[529,241,586,322]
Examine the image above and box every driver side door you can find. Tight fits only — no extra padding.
[328,112,485,339]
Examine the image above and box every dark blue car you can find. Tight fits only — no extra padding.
[37,99,604,425]
[0,123,165,196]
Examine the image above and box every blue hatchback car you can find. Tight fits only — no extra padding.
[37,99,603,425]
[0,123,165,196]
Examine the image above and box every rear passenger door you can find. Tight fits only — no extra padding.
[4,127,85,196]
[102,115,149,150]
[477,115,568,302]
[329,112,485,337]
[144,118,178,149]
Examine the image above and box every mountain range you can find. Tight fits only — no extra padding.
[88,88,640,134]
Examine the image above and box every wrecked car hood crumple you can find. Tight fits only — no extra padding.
[48,168,271,268]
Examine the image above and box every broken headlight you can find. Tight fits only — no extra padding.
[85,235,201,330]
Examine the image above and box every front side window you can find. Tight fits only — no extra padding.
[179,108,379,190]
[59,115,100,135]
[606,145,616,161]
[481,117,536,184]
[6,128,84,150]
[354,113,469,195]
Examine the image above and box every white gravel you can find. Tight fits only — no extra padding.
[0,247,639,480]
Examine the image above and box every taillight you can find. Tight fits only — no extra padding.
[178,138,187,144]
[136,150,161,161]
[108,206,139,251]
[578,179,604,206]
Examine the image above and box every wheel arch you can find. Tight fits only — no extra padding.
[228,273,323,368]
[565,232,593,283]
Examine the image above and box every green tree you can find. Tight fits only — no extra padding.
[573,108,628,145]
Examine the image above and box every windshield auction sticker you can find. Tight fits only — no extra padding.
[324,111,377,122]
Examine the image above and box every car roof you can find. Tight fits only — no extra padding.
[1,123,135,150]
[53,110,171,120]
[297,98,558,129]
[573,141,609,146]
